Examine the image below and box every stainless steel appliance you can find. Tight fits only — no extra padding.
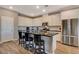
[62,19,79,47]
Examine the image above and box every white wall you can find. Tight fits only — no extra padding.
[1,16,14,42]
[61,8,79,19]
[0,8,18,41]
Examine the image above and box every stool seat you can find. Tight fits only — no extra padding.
[24,32,34,51]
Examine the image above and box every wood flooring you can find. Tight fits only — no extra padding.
[56,42,79,54]
[0,40,79,54]
[0,40,31,54]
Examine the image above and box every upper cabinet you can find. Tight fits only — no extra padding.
[18,13,61,26]
[32,17,43,26]
[18,16,32,26]
[33,14,61,26]
[42,14,61,26]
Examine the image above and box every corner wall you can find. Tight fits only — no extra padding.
[0,8,18,40]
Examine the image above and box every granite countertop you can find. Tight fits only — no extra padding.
[50,30,61,32]
[30,32,58,37]
[40,33,58,37]
[18,30,59,37]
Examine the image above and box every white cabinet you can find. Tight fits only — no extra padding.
[42,14,61,26]
[49,14,61,26]
[18,16,32,26]
[32,18,42,26]
[53,32,61,42]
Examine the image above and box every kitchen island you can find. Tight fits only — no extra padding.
[40,32,58,54]
[18,26,59,54]
[22,30,58,54]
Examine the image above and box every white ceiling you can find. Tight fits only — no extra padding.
[0,5,79,17]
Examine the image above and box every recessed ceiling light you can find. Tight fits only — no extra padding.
[42,9,46,12]
[36,6,39,9]
[9,6,13,9]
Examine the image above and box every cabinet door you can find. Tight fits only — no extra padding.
[55,32,61,42]
[62,20,69,35]
[33,18,42,26]
[49,14,61,26]
[70,19,78,36]
[18,17,32,26]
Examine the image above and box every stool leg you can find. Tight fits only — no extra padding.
[19,39,20,44]
[25,41,30,50]
[42,42,45,54]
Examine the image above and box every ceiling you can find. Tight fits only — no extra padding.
[0,5,79,17]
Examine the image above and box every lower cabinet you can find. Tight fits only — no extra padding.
[54,32,61,42]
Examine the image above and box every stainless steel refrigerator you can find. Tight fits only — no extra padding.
[62,19,79,47]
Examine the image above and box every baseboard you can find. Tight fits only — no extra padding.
[57,41,78,47]
[0,39,18,44]
[56,41,61,43]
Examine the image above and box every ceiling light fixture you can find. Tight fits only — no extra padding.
[42,9,46,12]
[9,6,13,9]
[36,5,39,9]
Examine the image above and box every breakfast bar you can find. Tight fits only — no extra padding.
[40,33,58,54]
[19,29,58,54]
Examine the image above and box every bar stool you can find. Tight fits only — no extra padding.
[26,27,30,33]
[34,34,45,54]
[18,30,25,47]
[25,32,34,51]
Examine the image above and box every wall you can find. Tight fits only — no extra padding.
[61,8,79,19]
[0,8,18,41]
